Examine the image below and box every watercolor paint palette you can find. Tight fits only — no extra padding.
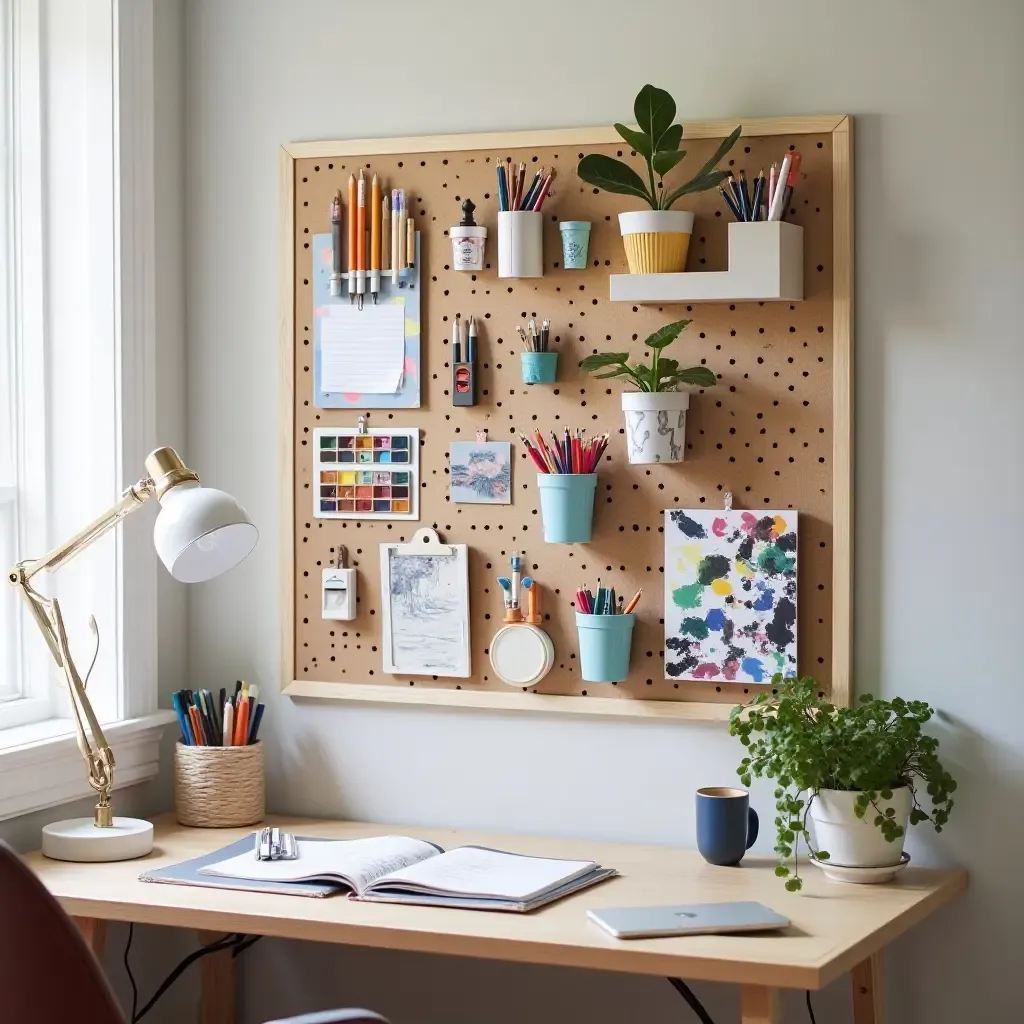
[314,427,419,520]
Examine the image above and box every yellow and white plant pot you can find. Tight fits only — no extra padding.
[618,210,694,274]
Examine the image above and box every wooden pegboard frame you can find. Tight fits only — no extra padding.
[280,116,853,722]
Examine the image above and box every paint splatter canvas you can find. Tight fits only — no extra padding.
[449,441,512,504]
[664,509,798,684]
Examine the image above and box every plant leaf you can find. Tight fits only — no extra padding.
[656,123,683,153]
[580,352,629,372]
[675,366,717,388]
[688,125,742,184]
[645,319,691,350]
[613,123,652,160]
[660,170,730,209]
[633,84,676,148]
[653,149,686,177]
[577,154,652,204]
[592,369,629,380]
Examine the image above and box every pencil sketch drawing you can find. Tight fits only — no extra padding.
[385,550,470,676]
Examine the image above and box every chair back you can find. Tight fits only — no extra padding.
[0,841,124,1023]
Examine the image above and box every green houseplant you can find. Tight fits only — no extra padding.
[580,319,715,464]
[577,84,740,274]
[730,675,957,890]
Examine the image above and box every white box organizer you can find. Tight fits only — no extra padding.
[609,221,803,304]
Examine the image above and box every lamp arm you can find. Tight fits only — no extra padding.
[5,476,156,826]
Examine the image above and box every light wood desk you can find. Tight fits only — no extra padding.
[25,814,966,1024]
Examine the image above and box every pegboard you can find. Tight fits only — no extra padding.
[280,117,853,721]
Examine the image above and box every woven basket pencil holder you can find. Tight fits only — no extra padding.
[174,740,265,828]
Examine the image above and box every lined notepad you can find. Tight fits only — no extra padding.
[320,302,405,394]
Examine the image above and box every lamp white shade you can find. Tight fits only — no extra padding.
[153,480,258,583]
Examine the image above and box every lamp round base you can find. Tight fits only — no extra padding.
[42,817,154,862]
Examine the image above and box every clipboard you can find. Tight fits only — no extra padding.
[380,529,471,678]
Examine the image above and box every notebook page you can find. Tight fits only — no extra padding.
[320,301,405,394]
[366,846,598,902]
[199,835,438,892]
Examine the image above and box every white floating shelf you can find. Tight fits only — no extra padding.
[609,221,804,304]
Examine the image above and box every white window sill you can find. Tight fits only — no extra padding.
[0,710,177,821]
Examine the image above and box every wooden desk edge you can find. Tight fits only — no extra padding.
[51,867,967,992]
[818,866,968,988]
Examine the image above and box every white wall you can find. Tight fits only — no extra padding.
[182,1,1024,1021]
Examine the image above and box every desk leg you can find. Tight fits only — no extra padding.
[73,917,108,959]
[852,952,884,1024]
[198,931,236,1024]
[740,985,781,1024]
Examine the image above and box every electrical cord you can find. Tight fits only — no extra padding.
[806,990,817,1023]
[667,977,717,1024]
[123,925,261,1023]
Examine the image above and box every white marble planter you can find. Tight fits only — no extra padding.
[621,392,690,464]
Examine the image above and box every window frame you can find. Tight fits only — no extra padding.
[0,0,173,817]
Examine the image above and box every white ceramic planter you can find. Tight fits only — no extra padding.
[621,392,689,464]
[618,210,694,274]
[809,787,912,868]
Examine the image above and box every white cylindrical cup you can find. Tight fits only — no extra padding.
[498,211,543,278]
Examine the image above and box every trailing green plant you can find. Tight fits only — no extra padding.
[577,84,741,211]
[579,319,715,393]
[729,675,957,891]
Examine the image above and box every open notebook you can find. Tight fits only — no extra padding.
[141,834,616,913]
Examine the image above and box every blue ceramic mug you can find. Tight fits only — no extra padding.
[696,787,759,866]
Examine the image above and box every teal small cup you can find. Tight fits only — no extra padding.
[521,351,558,384]
[559,221,591,269]
[576,612,636,683]
[536,472,597,543]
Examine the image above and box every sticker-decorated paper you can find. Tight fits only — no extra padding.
[664,509,797,683]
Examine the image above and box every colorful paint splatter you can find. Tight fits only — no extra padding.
[664,509,798,683]
[449,442,512,504]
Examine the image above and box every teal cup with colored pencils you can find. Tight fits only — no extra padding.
[536,473,597,543]
[521,351,558,384]
[576,612,635,683]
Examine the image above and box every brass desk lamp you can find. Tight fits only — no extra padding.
[8,447,257,861]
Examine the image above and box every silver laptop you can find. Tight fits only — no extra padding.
[587,901,790,939]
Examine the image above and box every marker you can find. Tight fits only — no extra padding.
[511,552,521,610]
[330,190,344,297]
[391,189,401,285]
[467,315,477,364]
[369,172,381,301]
[347,174,357,303]
[381,194,391,272]
[355,170,366,308]
[407,214,415,270]
[397,189,408,285]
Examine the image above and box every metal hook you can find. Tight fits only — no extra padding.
[335,545,348,569]
[357,414,369,435]
[723,491,734,511]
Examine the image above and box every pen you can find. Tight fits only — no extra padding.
[511,552,521,611]
[453,318,462,363]
[222,700,233,746]
[355,170,366,307]
[347,173,357,303]
[540,318,549,352]
[467,315,477,364]
[381,193,391,272]
[330,190,344,297]
[391,189,401,285]
[170,691,192,745]
[397,189,408,284]
[369,172,381,301]
[248,704,265,744]
[780,150,802,221]
[767,163,777,216]
[768,154,791,221]
[737,171,750,222]
[406,214,415,270]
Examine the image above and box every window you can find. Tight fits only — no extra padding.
[1,0,160,735]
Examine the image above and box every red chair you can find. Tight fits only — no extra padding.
[0,841,388,1024]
